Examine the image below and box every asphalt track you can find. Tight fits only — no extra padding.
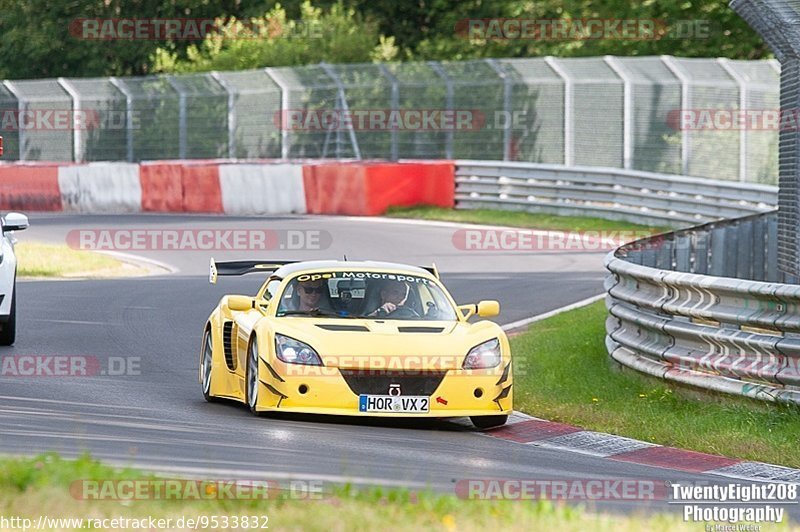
[2,213,796,520]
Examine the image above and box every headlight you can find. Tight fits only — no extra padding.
[462,338,502,369]
[275,334,323,366]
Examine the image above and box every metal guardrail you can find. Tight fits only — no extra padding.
[455,160,799,405]
[605,211,800,405]
[455,161,777,227]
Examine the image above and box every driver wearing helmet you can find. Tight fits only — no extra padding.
[368,279,410,317]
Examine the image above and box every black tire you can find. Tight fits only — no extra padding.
[0,282,17,346]
[245,337,263,416]
[470,415,508,430]
[201,329,218,402]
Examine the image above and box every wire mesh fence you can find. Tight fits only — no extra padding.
[0,55,780,184]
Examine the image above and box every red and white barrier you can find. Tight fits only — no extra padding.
[220,163,306,215]
[59,163,142,213]
[0,160,455,215]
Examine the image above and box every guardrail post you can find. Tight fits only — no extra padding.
[544,57,573,166]
[2,81,25,161]
[109,77,134,162]
[209,71,236,159]
[661,56,691,176]
[428,62,454,159]
[485,58,512,161]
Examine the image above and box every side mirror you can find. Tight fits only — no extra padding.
[476,300,500,318]
[227,295,254,312]
[458,300,501,320]
[3,212,28,232]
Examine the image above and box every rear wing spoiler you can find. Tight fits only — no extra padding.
[209,258,440,284]
[209,258,297,284]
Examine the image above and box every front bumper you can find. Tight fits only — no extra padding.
[255,358,513,417]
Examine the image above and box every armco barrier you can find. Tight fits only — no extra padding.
[605,211,800,405]
[455,161,777,227]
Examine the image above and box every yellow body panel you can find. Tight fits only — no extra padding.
[200,265,513,418]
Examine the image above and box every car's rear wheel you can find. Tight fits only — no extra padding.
[245,338,262,416]
[201,330,217,402]
[470,415,508,430]
[0,283,17,346]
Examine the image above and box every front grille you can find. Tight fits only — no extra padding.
[339,369,447,396]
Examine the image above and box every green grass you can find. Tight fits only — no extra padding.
[385,206,670,233]
[15,242,144,278]
[0,453,709,531]
[511,301,800,468]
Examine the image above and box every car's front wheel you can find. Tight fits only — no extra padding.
[0,283,17,346]
[470,415,508,430]
[245,338,263,416]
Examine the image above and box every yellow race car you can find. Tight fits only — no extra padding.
[200,259,512,429]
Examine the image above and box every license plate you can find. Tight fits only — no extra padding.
[359,395,430,413]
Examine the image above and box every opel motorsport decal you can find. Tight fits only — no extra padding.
[294,271,434,285]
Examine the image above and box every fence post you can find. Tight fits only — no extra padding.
[661,56,691,176]
[264,68,290,160]
[166,76,187,160]
[2,81,24,161]
[57,78,82,163]
[210,71,236,159]
[378,64,399,161]
[718,58,749,183]
[603,56,632,170]
[485,58,512,161]
[544,57,573,166]
[428,62,454,159]
[109,77,134,162]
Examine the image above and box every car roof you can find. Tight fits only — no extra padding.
[273,260,434,279]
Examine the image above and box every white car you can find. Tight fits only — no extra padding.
[0,213,28,345]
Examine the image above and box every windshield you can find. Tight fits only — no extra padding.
[276,271,457,321]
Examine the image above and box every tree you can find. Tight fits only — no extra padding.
[152,2,396,73]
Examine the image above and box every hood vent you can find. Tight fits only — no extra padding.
[397,326,445,333]
[315,324,370,332]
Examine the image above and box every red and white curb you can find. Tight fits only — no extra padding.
[482,411,800,483]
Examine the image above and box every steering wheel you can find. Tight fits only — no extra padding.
[387,306,420,318]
